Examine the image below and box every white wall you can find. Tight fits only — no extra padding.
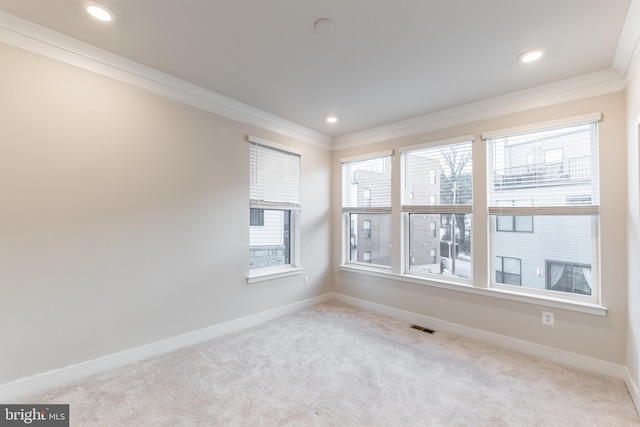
[333,93,628,365]
[0,44,332,385]
[626,56,640,406]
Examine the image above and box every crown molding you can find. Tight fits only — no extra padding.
[334,1,640,151]
[331,69,625,150]
[614,0,640,83]
[1,6,637,153]
[0,10,333,150]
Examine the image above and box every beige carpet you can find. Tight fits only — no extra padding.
[16,301,640,426]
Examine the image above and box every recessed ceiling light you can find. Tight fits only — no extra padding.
[326,116,338,124]
[84,1,115,22]
[314,18,335,35]
[518,49,545,63]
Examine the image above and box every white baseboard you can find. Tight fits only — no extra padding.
[0,293,333,402]
[625,367,640,415]
[332,293,626,380]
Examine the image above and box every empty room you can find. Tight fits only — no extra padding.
[1,0,640,425]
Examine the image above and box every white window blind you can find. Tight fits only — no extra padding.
[341,155,391,211]
[250,142,301,210]
[401,140,473,214]
[487,122,599,215]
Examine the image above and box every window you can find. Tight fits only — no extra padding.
[496,256,521,286]
[567,195,592,205]
[339,113,603,310]
[487,120,599,301]
[342,151,392,268]
[496,201,533,232]
[249,136,301,272]
[363,220,372,238]
[401,139,472,279]
[496,216,533,232]
[250,208,264,226]
[546,261,592,295]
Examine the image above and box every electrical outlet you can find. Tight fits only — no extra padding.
[303,276,309,286]
[542,311,554,326]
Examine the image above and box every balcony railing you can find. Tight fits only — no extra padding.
[494,156,591,190]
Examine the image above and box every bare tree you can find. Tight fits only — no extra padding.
[439,147,472,274]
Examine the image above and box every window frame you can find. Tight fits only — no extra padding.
[247,135,303,283]
[341,150,393,270]
[339,113,606,315]
[400,137,474,284]
[485,115,601,304]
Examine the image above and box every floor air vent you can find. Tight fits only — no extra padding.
[411,324,435,334]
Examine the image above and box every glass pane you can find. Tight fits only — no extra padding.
[409,213,471,279]
[502,272,521,286]
[503,257,520,274]
[350,213,391,267]
[514,216,533,232]
[492,215,593,295]
[496,216,514,231]
[488,122,598,207]
[249,210,290,269]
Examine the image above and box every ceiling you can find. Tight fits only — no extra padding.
[0,0,636,142]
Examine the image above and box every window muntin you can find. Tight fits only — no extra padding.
[342,152,392,269]
[249,139,300,271]
[401,140,472,280]
[487,121,599,302]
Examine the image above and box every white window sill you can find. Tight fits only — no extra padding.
[247,266,303,284]
[338,264,607,316]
